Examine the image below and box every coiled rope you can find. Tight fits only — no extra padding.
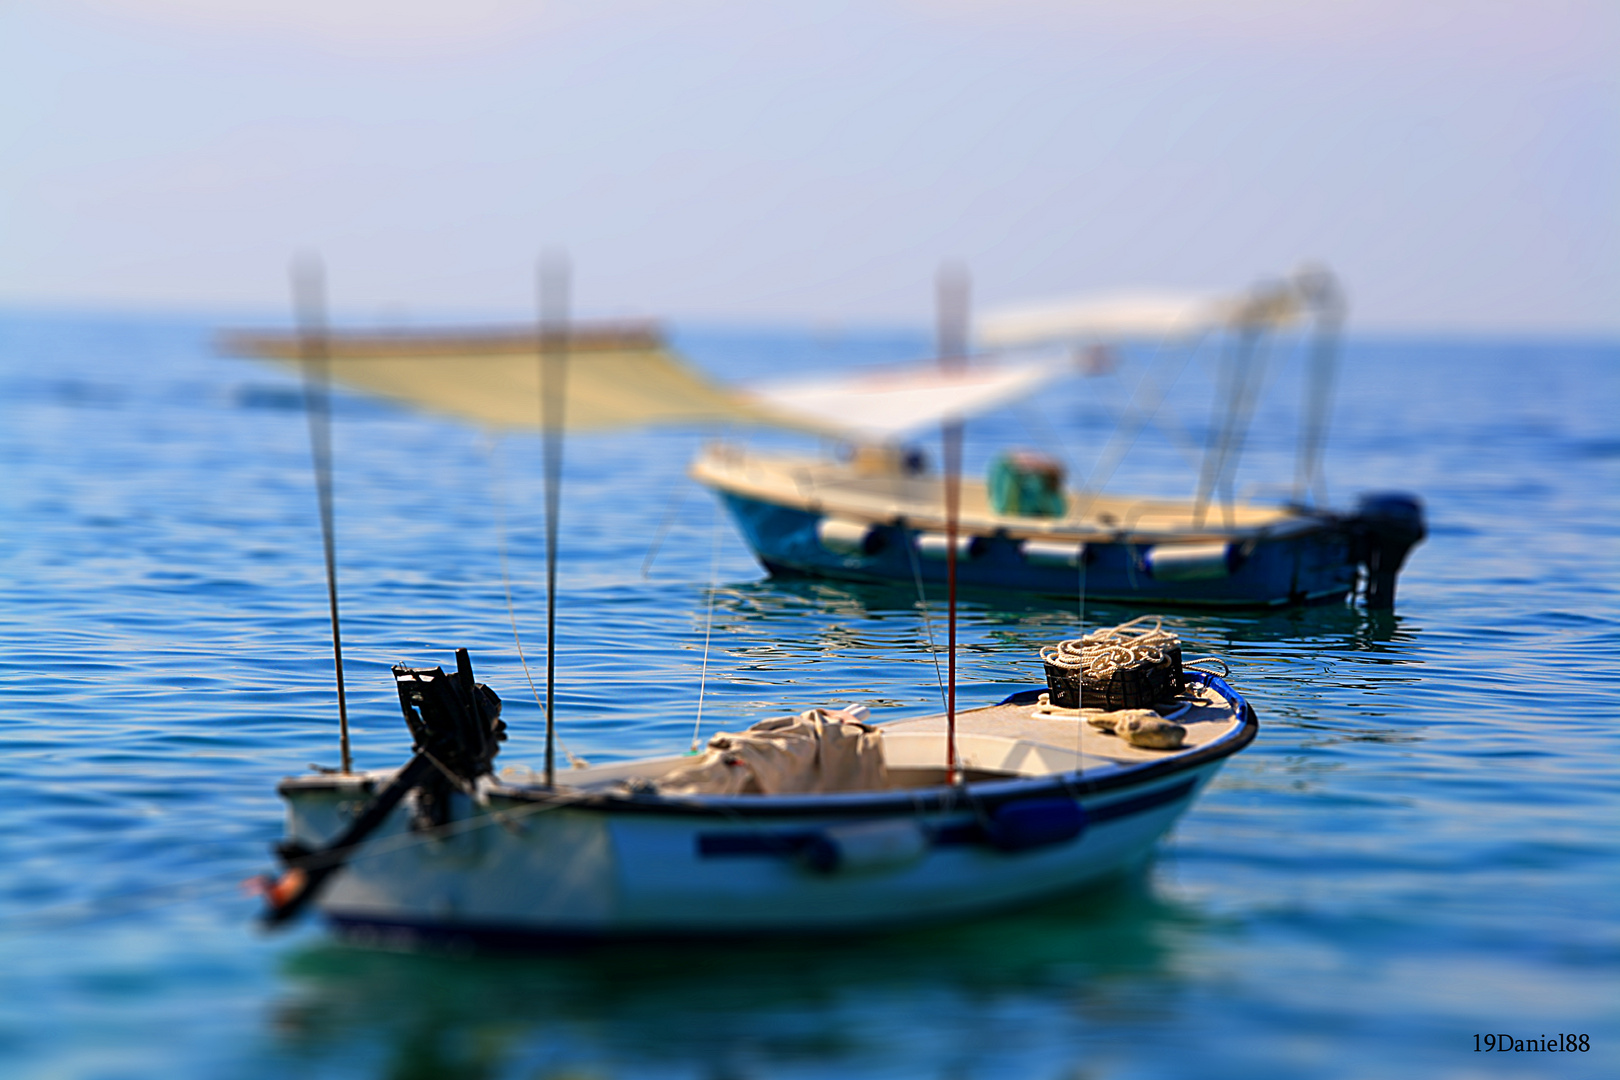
[1040,615,1231,681]
[1040,615,1177,678]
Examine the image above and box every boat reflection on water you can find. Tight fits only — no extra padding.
[269,868,1203,1077]
[697,576,1428,774]
[701,577,1424,679]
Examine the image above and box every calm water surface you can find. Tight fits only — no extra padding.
[0,313,1616,1079]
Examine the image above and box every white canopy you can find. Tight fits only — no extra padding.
[743,354,1064,443]
[976,283,1307,349]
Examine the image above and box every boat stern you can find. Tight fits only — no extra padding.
[1347,491,1426,608]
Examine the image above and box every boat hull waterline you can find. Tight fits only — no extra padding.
[276,673,1256,946]
[719,489,1358,607]
[692,449,1424,609]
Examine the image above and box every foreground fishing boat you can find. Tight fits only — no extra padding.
[266,634,1255,945]
[690,267,1425,608]
[232,263,1256,947]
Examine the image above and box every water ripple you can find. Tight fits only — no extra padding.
[1,315,1616,1078]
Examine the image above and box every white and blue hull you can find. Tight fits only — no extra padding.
[277,677,1257,947]
[690,448,1425,609]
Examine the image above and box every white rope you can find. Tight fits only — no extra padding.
[1076,539,1087,636]
[904,526,948,711]
[1183,656,1231,678]
[1072,331,1205,521]
[1040,614,1180,679]
[689,502,723,752]
[639,487,689,579]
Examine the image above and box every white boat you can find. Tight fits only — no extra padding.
[228,269,1257,946]
[269,654,1255,946]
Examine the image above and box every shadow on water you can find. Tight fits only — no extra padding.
[715,573,1209,627]
[697,579,1431,759]
[710,577,1423,659]
[268,869,1213,1078]
[1179,605,1421,655]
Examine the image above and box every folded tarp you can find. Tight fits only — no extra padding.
[654,709,888,796]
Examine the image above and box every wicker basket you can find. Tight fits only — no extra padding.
[1042,642,1184,710]
[1082,644,1183,709]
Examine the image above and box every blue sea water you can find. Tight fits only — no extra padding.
[1,311,1616,1079]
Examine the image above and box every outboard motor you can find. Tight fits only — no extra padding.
[395,649,505,783]
[261,648,503,926]
[394,649,505,829]
[1350,493,1426,609]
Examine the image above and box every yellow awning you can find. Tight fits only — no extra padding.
[219,323,824,434]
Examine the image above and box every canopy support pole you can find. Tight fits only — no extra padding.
[539,255,570,790]
[1293,268,1344,507]
[937,265,969,785]
[1193,314,1264,528]
[292,258,351,775]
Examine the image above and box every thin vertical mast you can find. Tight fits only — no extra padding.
[292,257,351,774]
[1293,267,1343,508]
[539,255,569,789]
[937,265,969,785]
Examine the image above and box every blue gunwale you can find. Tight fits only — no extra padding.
[719,489,1357,609]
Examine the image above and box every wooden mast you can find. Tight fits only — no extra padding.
[292,257,351,775]
[937,265,969,785]
[539,255,569,789]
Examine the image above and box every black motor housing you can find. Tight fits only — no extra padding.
[394,647,505,782]
[393,648,505,831]
[261,649,505,926]
[1350,492,1426,609]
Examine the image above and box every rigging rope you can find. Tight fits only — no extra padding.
[1194,314,1274,528]
[639,487,689,578]
[1072,332,1206,521]
[904,526,949,712]
[689,501,724,751]
[488,438,585,769]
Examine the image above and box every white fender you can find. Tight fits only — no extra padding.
[1145,542,1232,581]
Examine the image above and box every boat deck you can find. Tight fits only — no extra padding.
[482,677,1246,798]
[282,680,1247,802]
[692,446,1305,539]
[879,677,1243,781]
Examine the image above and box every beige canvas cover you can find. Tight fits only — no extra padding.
[654,709,889,796]
[220,324,828,435]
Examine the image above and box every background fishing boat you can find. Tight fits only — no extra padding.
[692,267,1427,609]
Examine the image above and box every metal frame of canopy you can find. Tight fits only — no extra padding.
[971,266,1343,519]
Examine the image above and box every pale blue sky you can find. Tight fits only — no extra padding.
[2,1,1615,332]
